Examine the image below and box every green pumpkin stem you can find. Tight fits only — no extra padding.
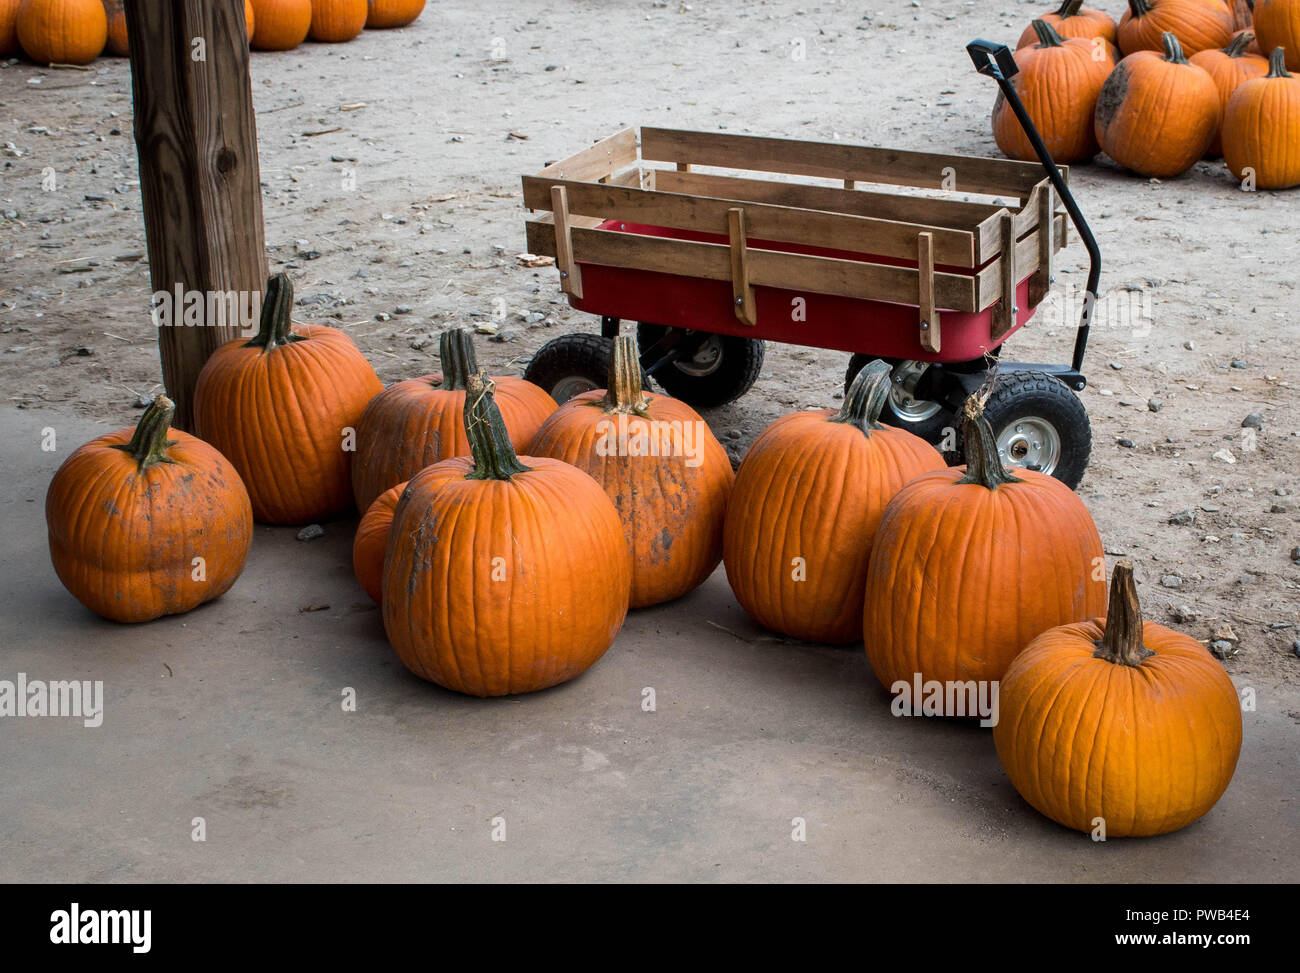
[601,335,652,416]
[1161,32,1189,64]
[1055,0,1085,17]
[1267,47,1292,78]
[438,328,478,391]
[1223,31,1254,58]
[830,358,891,434]
[1128,0,1151,17]
[1094,561,1155,666]
[464,371,531,480]
[244,273,302,351]
[1032,19,1066,48]
[111,395,178,471]
[955,395,1021,489]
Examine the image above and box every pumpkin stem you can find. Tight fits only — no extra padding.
[464,371,531,480]
[829,358,891,434]
[1055,0,1085,17]
[1032,19,1066,48]
[244,273,302,351]
[955,395,1021,489]
[1224,31,1255,57]
[1161,32,1189,64]
[1127,0,1151,16]
[1267,47,1292,78]
[600,335,652,416]
[1093,560,1155,667]
[111,395,178,471]
[438,328,478,391]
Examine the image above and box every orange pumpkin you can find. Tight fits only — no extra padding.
[46,396,253,623]
[994,562,1242,837]
[351,328,555,514]
[863,396,1106,706]
[365,0,423,28]
[1254,0,1300,69]
[352,480,406,604]
[194,273,382,525]
[1191,30,1270,153]
[1118,0,1234,55]
[0,0,21,56]
[249,0,310,50]
[1017,0,1118,49]
[99,0,124,54]
[1223,47,1300,187]
[1229,0,1256,28]
[309,0,365,41]
[530,336,734,609]
[383,372,632,696]
[995,20,1116,164]
[16,0,107,64]
[245,0,255,39]
[1096,33,1221,176]
[724,360,946,644]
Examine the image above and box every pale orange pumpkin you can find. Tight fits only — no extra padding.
[1222,47,1300,187]
[16,0,107,64]
[1190,30,1271,153]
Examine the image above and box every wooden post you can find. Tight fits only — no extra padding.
[125,0,267,430]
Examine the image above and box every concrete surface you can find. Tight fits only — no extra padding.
[2,407,1296,882]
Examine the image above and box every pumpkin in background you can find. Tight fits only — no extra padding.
[1223,47,1300,187]
[0,0,21,56]
[1118,0,1234,55]
[100,0,124,54]
[365,0,423,28]
[1096,33,1221,176]
[994,562,1242,837]
[383,372,631,696]
[530,336,733,609]
[1190,31,1270,153]
[995,20,1116,164]
[1254,0,1300,69]
[863,396,1106,706]
[249,0,310,50]
[1016,0,1118,49]
[16,0,107,64]
[309,0,365,41]
[245,0,255,39]
[45,396,253,623]
[1229,0,1255,28]
[350,328,555,513]
[194,273,382,525]
[352,480,406,604]
[724,360,946,644]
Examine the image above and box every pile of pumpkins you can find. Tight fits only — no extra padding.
[0,0,424,65]
[45,273,1243,840]
[992,0,1300,188]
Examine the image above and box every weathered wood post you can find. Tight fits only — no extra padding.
[124,0,267,430]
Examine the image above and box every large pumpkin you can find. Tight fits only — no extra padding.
[383,372,631,696]
[308,0,365,42]
[194,273,382,525]
[99,0,123,54]
[249,0,310,50]
[1190,30,1271,153]
[0,0,21,56]
[1118,0,1235,55]
[365,0,424,28]
[530,335,734,609]
[1017,0,1118,49]
[353,480,405,604]
[351,328,555,513]
[16,0,107,65]
[863,396,1106,704]
[994,562,1242,837]
[46,396,253,623]
[1096,32,1221,176]
[1254,0,1300,69]
[1223,47,1300,187]
[724,360,946,644]
[995,20,1116,164]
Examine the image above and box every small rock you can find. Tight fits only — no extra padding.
[1183,340,1195,350]
[1291,546,1300,564]
[1292,640,1300,658]
[1242,413,1263,430]
[1213,624,1239,643]
[1160,574,1183,588]
[1271,503,1288,514]
[1200,503,1220,513]
[132,394,153,409]
[1117,438,1134,448]
[1168,509,1196,526]
[1148,398,1162,412]
[296,524,324,541]
[75,346,93,356]
[1237,575,1256,585]
[374,312,391,321]
[1170,605,1199,623]
[1212,448,1237,464]
[1276,487,1291,496]
[1109,361,1123,371]
[488,328,516,343]
[725,428,742,440]
[1230,359,1247,369]
[1210,640,1236,660]
[394,304,413,315]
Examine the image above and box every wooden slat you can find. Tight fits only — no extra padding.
[550,186,583,299]
[917,232,938,353]
[728,208,757,326]
[1030,184,1054,308]
[538,128,638,182]
[974,217,1066,310]
[992,212,1016,338]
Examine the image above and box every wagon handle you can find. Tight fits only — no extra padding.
[967,39,1099,374]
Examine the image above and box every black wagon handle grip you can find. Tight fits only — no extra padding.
[966,39,1019,80]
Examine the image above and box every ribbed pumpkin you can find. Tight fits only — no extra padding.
[99,0,123,54]
[863,397,1106,704]
[309,0,365,41]
[1,0,21,56]
[1191,31,1271,153]
[365,0,423,28]
[352,480,405,604]
[194,273,382,525]
[350,329,555,514]
[530,336,734,609]
[16,0,107,65]
[1229,0,1255,28]
[46,396,253,623]
[1118,0,1234,55]
[995,21,1116,164]
[249,0,310,50]
[1096,33,1221,176]
[994,562,1242,837]
[724,360,946,644]
[383,372,631,697]
[1254,0,1300,68]
[1017,0,1118,49]
[1223,47,1300,187]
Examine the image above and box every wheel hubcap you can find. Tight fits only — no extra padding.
[551,376,599,404]
[673,335,723,377]
[887,361,942,423]
[996,416,1062,474]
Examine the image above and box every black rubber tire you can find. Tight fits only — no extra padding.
[845,353,958,456]
[979,370,1092,490]
[637,323,764,409]
[523,333,615,405]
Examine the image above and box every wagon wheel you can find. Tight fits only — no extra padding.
[637,324,764,408]
[978,371,1092,490]
[523,333,614,404]
[845,355,958,454]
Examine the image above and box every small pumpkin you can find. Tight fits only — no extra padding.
[1223,47,1300,188]
[1118,0,1235,56]
[1096,32,1221,176]
[995,20,1116,164]
[530,335,734,609]
[16,0,107,65]
[383,372,632,696]
[1190,30,1271,153]
[249,0,310,51]
[1,0,21,56]
[863,395,1106,703]
[994,562,1242,837]
[1254,0,1300,69]
[352,480,406,604]
[99,0,124,55]
[194,273,382,525]
[724,360,946,644]
[1016,0,1118,50]
[365,0,424,29]
[308,0,365,42]
[351,328,556,514]
[46,396,253,623]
